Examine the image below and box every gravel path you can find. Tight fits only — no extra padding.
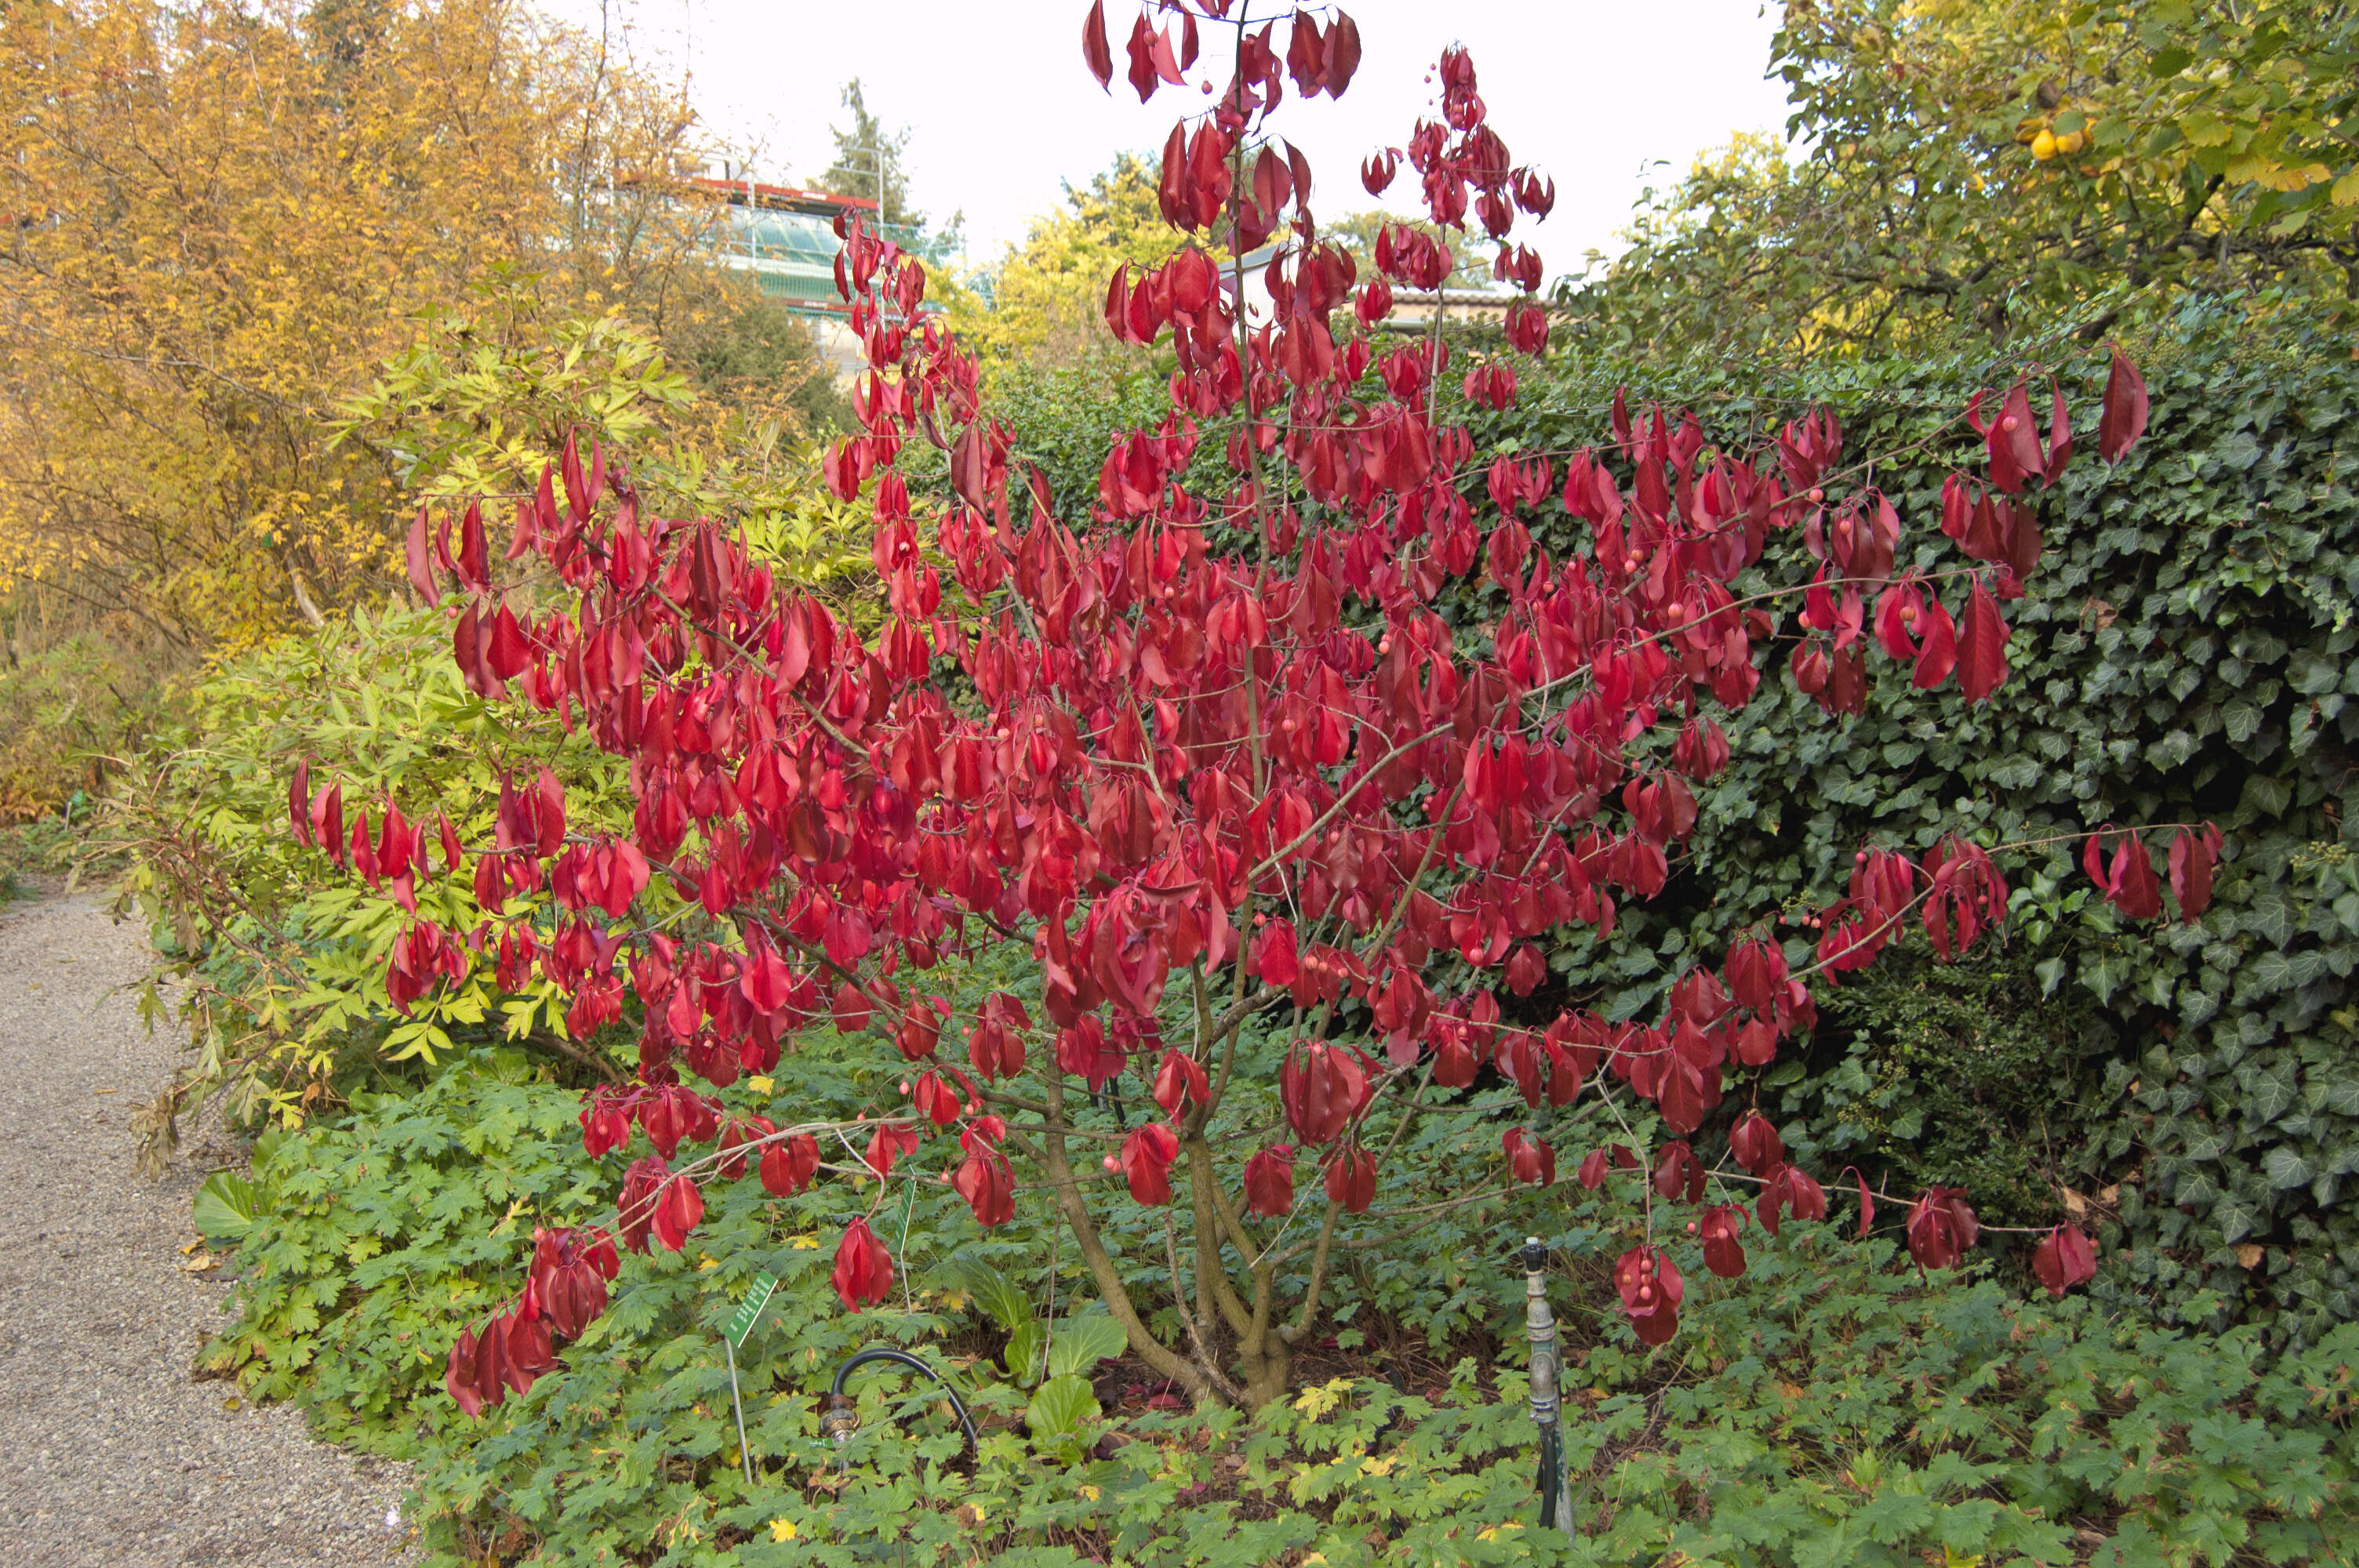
[0,892,418,1565]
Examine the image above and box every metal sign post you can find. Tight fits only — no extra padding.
[1521,1238,1576,1538]
[722,1272,780,1486]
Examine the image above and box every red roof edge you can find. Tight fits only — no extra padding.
[686,177,881,214]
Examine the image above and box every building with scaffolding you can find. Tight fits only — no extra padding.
[689,169,954,378]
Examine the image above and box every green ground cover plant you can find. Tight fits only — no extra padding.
[194,1037,2359,1565]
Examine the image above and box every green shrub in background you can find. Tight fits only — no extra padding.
[106,604,632,1154]
[0,617,178,825]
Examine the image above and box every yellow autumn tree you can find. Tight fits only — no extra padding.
[949,154,1194,376]
[0,0,767,649]
[1581,0,2359,358]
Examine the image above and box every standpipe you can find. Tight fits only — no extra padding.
[1521,1237,1576,1536]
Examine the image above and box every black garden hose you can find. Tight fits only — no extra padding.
[821,1346,979,1457]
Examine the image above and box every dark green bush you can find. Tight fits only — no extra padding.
[1483,307,2359,1345]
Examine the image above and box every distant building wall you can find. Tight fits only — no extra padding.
[688,175,950,384]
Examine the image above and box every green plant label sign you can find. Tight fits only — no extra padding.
[725,1272,779,1349]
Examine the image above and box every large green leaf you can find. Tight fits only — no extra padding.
[1045,1310,1127,1379]
[193,1171,263,1243]
[1025,1374,1099,1460]
[1004,1319,1049,1385]
[953,1258,1035,1336]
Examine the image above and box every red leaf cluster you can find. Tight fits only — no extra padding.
[318,5,2176,1400]
[833,1217,896,1312]
[1905,1185,1980,1270]
[1613,1245,1683,1345]
[445,1225,616,1416]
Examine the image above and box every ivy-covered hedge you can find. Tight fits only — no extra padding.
[994,306,2359,1346]
[1527,312,2359,1346]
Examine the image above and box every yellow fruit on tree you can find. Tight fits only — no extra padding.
[2031,129,2059,161]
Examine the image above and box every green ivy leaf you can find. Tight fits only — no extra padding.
[2263,1147,2314,1189]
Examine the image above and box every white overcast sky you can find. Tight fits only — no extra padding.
[540,0,1792,278]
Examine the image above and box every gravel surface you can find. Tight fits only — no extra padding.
[0,891,419,1565]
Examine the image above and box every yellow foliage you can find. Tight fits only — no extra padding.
[947,154,1189,379]
[0,0,728,649]
[1598,0,2359,354]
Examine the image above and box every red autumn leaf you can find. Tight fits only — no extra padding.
[1121,1121,1180,1205]
[1576,1148,1611,1189]
[1910,593,1957,689]
[616,1154,668,1254]
[287,760,314,848]
[445,1323,489,1416]
[2045,379,2073,482]
[1844,1166,1875,1239]
[2168,822,2221,920]
[1151,1047,1209,1116]
[650,1170,703,1252]
[1080,0,1114,90]
[910,1068,964,1126]
[2086,826,2165,920]
[1125,12,1171,102]
[1613,1245,1683,1345]
[832,1218,896,1312]
[578,1089,631,1159]
[529,1225,619,1340]
[1756,1163,1826,1238]
[1252,919,1299,985]
[1728,1111,1783,1178]
[1324,10,1362,94]
[487,598,531,681]
[503,1287,556,1385]
[715,1113,775,1180]
[1957,578,2009,703]
[1503,1127,1555,1187]
[1984,380,2046,493]
[2099,348,2148,462]
[406,506,442,604]
[1323,1142,1376,1212]
[2031,1222,2098,1296]
[760,1133,820,1196]
[1244,1143,1296,1216]
[864,1120,920,1180]
[1650,1138,1700,1201]
[1278,1040,1369,1145]
[2110,832,2164,919]
[1904,1185,1979,1271]
[1699,1204,1748,1279]
[953,1144,1015,1226]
